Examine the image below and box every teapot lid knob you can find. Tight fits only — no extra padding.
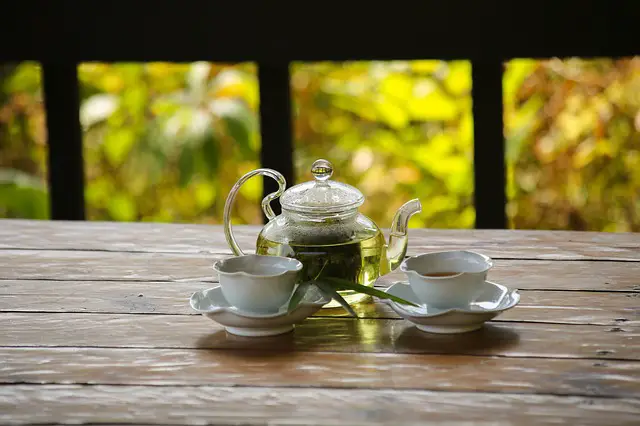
[311,159,333,182]
[279,158,363,213]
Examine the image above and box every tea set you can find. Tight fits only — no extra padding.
[190,159,520,336]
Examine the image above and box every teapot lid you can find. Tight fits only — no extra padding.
[280,159,364,214]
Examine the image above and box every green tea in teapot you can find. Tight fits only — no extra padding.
[256,228,386,306]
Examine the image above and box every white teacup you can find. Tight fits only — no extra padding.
[213,254,303,314]
[400,251,493,309]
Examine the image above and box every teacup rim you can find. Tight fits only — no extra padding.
[213,254,303,278]
[400,250,494,276]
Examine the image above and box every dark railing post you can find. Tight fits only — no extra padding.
[42,62,85,220]
[471,59,507,229]
[258,62,294,222]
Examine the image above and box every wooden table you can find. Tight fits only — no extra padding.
[1,220,638,425]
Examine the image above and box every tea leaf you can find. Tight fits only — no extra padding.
[314,280,357,317]
[313,260,329,281]
[287,281,312,314]
[322,277,420,307]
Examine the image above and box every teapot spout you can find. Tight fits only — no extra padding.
[384,199,422,273]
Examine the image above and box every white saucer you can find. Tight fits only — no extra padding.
[190,285,330,337]
[384,281,520,334]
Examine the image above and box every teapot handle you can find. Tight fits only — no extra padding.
[223,168,287,256]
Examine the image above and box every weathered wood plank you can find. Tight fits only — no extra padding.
[2,348,638,398]
[1,313,637,360]
[1,280,637,326]
[1,220,638,261]
[377,259,640,292]
[0,250,222,282]
[0,220,261,254]
[1,385,638,425]
[1,250,638,292]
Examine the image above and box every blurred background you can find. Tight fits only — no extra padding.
[1,58,639,231]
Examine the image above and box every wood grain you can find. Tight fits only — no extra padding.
[1,279,637,326]
[1,250,639,292]
[1,313,637,360]
[2,348,639,398]
[2,220,638,426]
[1,385,639,425]
[377,259,640,292]
[1,220,638,261]
[0,250,223,282]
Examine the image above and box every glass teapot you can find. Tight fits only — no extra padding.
[223,159,422,306]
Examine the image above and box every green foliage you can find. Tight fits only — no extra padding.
[0,168,48,219]
[0,63,48,219]
[504,58,640,232]
[0,58,638,232]
[291,60,475,229]
[77,62,261,224]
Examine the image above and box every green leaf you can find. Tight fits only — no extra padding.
[6,62,41,93]
[0,168,48,219]
[200,131,220,175]
[103,128,136,167]
[314,281,357,317]
[0,184,48,219]
[178,145,194,187]
[223,114,252,156]
[321,277,419,307]
[313,260,329,281]
[287,281,312,314]
[209,99,255,157]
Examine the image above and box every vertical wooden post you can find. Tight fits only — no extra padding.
[258,62,294,222]
[42,62,85,220]
[471,59,506,229]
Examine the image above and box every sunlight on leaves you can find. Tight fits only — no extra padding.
[2,58,639,232]
[80,94,119,129]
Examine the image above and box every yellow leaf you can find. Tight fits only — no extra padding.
[333,96,377,121]
[409,87,457,121]
[375,96,408,129]
[420,195,459,216]
[107,194,137,221]
[213,69,259,110]
[85,178,114,206]
[102,73,124,93]
[459,206,476,228]
[459,111,474,146]
[238,172,262,202]
[380,74,413,100]
[391,166,421,184]
[445,161,473,195]
[194,182,216,208]
[503,59,537,109]
[573,138,596,168]
[146,63,173,79]
[444,61,472,96]
[410,60,446,74]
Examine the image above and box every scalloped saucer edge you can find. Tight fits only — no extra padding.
[384,281,520,334]
[190,285,330,337]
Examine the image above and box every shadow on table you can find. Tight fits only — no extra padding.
[395,323,521,355]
